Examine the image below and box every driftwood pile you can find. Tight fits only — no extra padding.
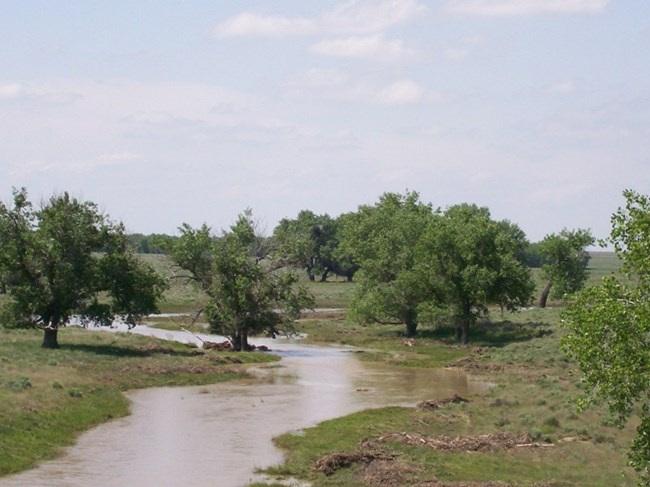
[372,431,543,452]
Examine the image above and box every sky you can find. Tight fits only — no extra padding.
[1,0,649,242]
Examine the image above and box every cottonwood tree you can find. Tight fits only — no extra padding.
[0,188,167,348]
[166,211,314,351]
[271,210,356,281]
[340,193,534,343]
[338,192,437,337]
[562,190,650,483]
[418,204,534,344]
[537,228,595,307]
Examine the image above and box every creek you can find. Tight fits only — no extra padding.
[1,326,485,487]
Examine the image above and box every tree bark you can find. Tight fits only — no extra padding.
[460,322,470,345]
[320,270,329,282]
[42,328,60,349]
[539,280,553,308]
[405,319,417,338]
[231,332,242,352]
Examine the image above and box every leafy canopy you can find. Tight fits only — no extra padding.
[166,210,314,351]
[537,228,594,307]
[0,188,167,347]
[418,203,534,343]
[339,192,534,342]
[562,190,650,482]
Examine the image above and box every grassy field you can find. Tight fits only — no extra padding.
[258,308,639,486]
[0,250,634,485]
[0,327,278,476]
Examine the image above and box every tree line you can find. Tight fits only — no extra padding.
[1,188,595,348]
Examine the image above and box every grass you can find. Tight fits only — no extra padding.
[264,309,640,486]
[0,326,278,476]
[0,251,634,484]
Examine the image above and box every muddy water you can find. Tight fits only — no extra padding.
[1,330,485,487]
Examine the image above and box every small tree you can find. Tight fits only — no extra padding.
[537,229,595,307]
[166,211,314,351]
[0,188,167,348]
[562,190,650,483]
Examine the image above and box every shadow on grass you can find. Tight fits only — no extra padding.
[372,320,553,348]
[63,343,198,358]
[425,321,553,347]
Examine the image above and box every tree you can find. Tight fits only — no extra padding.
[271,210,357,282]
[0,188,167,348]
[418,204,535,344]
[340,194,534,342]
[562,190,650,482]
[338,192,438,337]
[166,211,314,351]
[537,228,595,308]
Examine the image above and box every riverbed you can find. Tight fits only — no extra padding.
[1,328,485,487]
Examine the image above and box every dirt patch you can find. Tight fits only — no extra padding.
[371,431,547,452]
[417,394,470,411]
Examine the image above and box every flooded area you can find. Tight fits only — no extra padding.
[1,328,486,487]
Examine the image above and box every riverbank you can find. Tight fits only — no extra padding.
[0,327,278,476]
[257,307,639,486]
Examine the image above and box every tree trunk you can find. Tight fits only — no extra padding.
[460,322,470,345]
[42,328,60,349]
[231,332,242,352]
[405,319,417,338]
[539,280,553,308]
[320,270,329,282]
[241,329,249,351]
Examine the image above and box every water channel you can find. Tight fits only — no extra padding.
[1,326,486,487]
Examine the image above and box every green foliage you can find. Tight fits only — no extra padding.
[339,191,436,337]
[271,210,357,282]
[0,188,167,347]
[340,192,534,342]
[562,190,650,482]
[166,210,314,350]
[419,204,535,343]
[538,228,595,306]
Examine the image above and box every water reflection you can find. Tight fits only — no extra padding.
[1,332,485,487]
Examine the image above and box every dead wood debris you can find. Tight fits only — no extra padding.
[417,393,469,411]
[373,431,551,452]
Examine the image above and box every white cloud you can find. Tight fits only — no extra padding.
[214,0,426,38]
[378,80,426,104]
[444,35,486,61]
[0,83,24,98]
[446,0,609,16]
[97,152,142,162]
[322,0,427,34]
[285,68,349,89]
[547,81,575,95]
[310,34,412,60]
[214,12,315,38]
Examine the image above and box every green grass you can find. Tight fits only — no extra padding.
[263,309,639,486]
[0,327,278,476]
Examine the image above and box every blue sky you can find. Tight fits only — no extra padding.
[1,0,649,242]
